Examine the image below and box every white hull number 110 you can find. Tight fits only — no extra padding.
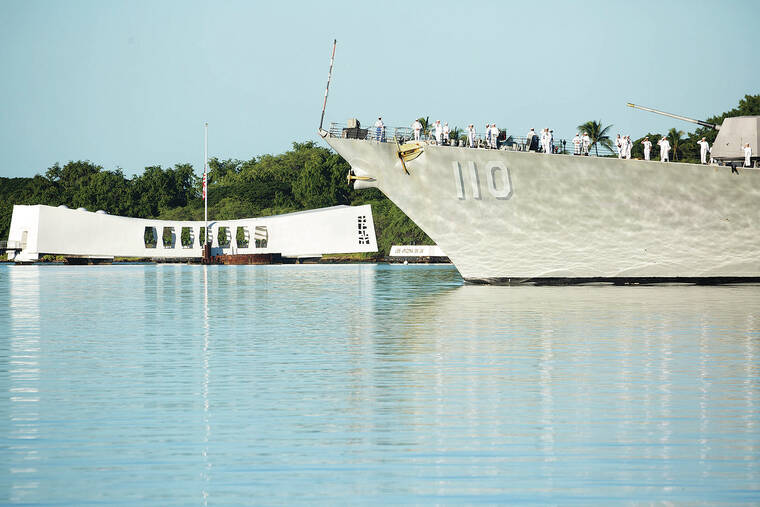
[452,161,513,200]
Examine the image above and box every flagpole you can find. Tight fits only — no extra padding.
[204,122,208,245]
[319,39,336,132]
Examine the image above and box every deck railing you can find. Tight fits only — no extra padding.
[0,240,22,252]
[327,121,616,156]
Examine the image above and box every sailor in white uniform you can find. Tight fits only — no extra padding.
[468,124,476,148]
[375,117,384,142]
[581,133,591,155]
[625,136,632,159]
[697,137,710,164]
[490,124,498,149]
[443,122,450,144]
[572,133,581,155]
[540,128,547,153]
[412,119,422,141]
[434,120,442,144]
[641,137,652,160]
[744,143,753,167]
[615,134,623,159]
[657,135,671,162]
[548,130,554,154]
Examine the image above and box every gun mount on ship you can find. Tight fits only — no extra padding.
[627,103,759,167]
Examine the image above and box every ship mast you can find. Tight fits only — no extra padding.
[319,39,337,134]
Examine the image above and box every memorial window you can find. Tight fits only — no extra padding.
[236,226,250,248]
[144,227,157,248]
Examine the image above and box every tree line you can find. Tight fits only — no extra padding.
[0,141,430,257]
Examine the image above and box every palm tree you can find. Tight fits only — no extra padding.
[667,127,686,161]
[417,116,431,137]
[577,120,614,156]
[450,126,462,144]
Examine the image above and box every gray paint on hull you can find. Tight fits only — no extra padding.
[325,137,760,280]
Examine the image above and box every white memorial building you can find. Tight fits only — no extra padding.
[4,204,377,262]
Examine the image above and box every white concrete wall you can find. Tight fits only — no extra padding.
[6,204,377,262]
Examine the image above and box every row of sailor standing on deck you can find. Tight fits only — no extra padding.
[402,118,753,166]
[570,132,593,155]
[411,119,502,148]
[411,119,453,144]
[526,128,560,154]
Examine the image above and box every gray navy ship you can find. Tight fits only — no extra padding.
[319,105,759,284]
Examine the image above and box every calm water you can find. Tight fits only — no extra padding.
[1,263,759,505]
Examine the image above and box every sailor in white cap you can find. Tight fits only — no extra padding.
[375,117,384,142]
[443,122,450,145]
[412,119,422,141]
[657,135,671,162]
[744,143,752,167]
[467,124,476,148]
[641,136,652,160]
[490,124,498,149]
[581,132,590,155]
[625,136,632,159]
[697,137,710,164]
[615,134,623,159]
[434,120,442,144]
[572,133,581,155]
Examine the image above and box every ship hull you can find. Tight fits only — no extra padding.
[324,137,760,284]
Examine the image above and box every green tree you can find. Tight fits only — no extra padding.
[449,126,462,144]
[417,116,431,136]
[578,120,614,156]
[667,128,686,161]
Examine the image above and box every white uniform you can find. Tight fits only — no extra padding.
[582,134,591,155]
[468,126,476,148]
[625,137,632,159]
[616,136,623,158]
[658,138,671,162]
[697,140,710,164]
[527,129,535,150]
[642,140,652,160]
[375,119,384,141]
[572,135,581,155]
[412,120,422,141]
[490,125,498,149]
[443,123,450,144]
[434,121,442,144]
[745,145,752,167]
[540,130,548,153]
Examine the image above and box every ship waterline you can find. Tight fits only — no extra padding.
[323,136,760,283]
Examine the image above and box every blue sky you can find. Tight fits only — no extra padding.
[1,0,757,177]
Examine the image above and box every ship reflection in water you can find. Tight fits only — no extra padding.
[2,264,758,504]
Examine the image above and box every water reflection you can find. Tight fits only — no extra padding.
[7,268,41,503]
[0,264,758,504]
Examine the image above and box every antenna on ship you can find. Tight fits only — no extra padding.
[319,39,337,136]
